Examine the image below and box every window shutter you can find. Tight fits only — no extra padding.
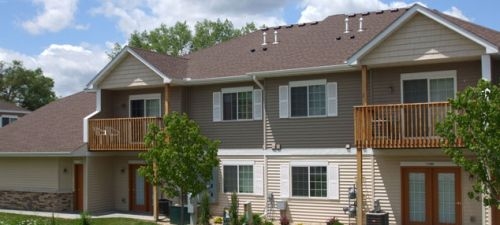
[280,164,290,198]
[327,82,338,117]
[253,89,262,120]
[327,163,339,200]
[279,85,289,118]
[253,164,264,195]
[213,92,221,122]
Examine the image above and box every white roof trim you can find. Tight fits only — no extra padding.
[0,110,30,114]
[348,4,499,65]
[86,47,171,89]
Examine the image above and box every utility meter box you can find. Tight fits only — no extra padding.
[276,200,287,210]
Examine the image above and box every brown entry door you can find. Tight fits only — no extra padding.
[493,204,500,225]
[129,164,151,212]
[402,167,461,225]
[74,164,84,211]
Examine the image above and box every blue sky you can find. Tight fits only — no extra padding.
[0,0,499,97]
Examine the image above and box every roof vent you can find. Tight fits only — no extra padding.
[390,8,399,12]
[350,35,355,39]
[261,27,269,31]
[375,10,384,14]
[262,47,268,51]
[262,32,267,45]
[344,17,350,33]
[336,36,341,40]
[274,26,282,30]
[250,49,256,53]
[298,23,306,27]
[362,12,370,16]
[310,21,319,25]
[285,24,293,28]
[358,17,364,32]
[273,30,279,44]
[348,13,356,17]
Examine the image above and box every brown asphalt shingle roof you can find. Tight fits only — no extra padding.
[0,92,95,153]
[125,6,499,81]
[0,100,30,113]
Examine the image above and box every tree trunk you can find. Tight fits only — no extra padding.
[180,190,185,225]
[153,162,159,221]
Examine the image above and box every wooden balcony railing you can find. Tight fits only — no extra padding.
[354,102,461,149]
[88,117,163,151]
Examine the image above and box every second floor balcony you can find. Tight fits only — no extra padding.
[88,117,163,151]
[354,102,462,149]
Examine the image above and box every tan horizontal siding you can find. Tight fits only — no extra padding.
[99,55,163,89]
[0,158,59,192]
[362,14,484,65]
[86,156,114,212]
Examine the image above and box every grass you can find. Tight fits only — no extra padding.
[0,212,157,225]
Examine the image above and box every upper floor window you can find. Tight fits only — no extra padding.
[401,70,456,103]
[1,115,17,127]
[279,80,338,118]
[213,87,262,122]
[129,94,161,117]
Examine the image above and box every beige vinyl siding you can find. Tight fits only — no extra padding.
[369,61,481,104]
[211,156,266,216]
[266,155,362,224]
[362,14,484,65]
[0,158,59,192]
[265,72,360,149]
[99,55,163,89]
[86,156,114,212]
[112,156,140,211]
[187,83,262,149]
[98,88,164,118]
[58,158,74,193]
[371,150,483,225]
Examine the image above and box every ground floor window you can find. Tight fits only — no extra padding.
[291,166,327,197]
[223,165,253,193]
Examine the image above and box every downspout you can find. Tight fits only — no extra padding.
[252,75,266,150]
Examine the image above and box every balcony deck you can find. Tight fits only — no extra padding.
[88,117,163,151]
[354,102,462,149]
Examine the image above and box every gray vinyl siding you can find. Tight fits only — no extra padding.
[169,86,187,113]
[187,82,262,149]
[98,88,165,118]
[369,60,482,104]
[265,72,360,149]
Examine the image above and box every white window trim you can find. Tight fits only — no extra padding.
[400,70,457,103]
[220,86,254,121]
[1,114,18,127]
[128,93,161,117]
[222,161,256,194]
[290,164,329,198]
[289,79,327,118]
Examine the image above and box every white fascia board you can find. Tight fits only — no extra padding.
[0,152,73,157]
[218,148,373,156]
[86,47,171,89]
[347,4,498,65]
[83,89,101,143]
[171,75,253,86]
[247,64,355,78]
[0,110,30,114]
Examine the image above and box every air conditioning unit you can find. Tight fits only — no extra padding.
[366,212,389,225]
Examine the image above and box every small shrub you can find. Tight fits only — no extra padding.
[80,212,92,225]
[280,216,289,225]
[213,216,223,224]
[252,213,263,225]
[229,192,239,225]
[326,217,343,225]
[199,191,211,225]
[263,220,274,225]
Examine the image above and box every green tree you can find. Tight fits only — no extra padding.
[436,79,500,207]
[140,112,219,223]
[0,60,56,110]
[103,19,259,59]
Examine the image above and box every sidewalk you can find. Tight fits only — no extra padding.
[0,208,171,223]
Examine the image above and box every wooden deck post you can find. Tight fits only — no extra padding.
[357,65,368,225]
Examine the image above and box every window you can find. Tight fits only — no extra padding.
[291,166,327,197]
[223,165,253,193]
[213,87,262,122]
[401,71,456,103]
[1,115,17,127]
[129,94,161,117]
[279,80,337,118]
[223,91,252,120]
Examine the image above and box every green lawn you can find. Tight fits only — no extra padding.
[0,212,157,225]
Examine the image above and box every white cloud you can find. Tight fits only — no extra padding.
[91,0,287,36]
[0,44,108,97]
[443,6,471,22]
[22,0,78,34]
[297,0,424,23]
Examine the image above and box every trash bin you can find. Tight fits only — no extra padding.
[169,205,189,225]
[159,199,171,216]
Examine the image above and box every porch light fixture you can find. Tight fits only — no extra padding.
[345,144,351,149]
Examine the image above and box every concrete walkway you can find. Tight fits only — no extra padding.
[0,209,172,224]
